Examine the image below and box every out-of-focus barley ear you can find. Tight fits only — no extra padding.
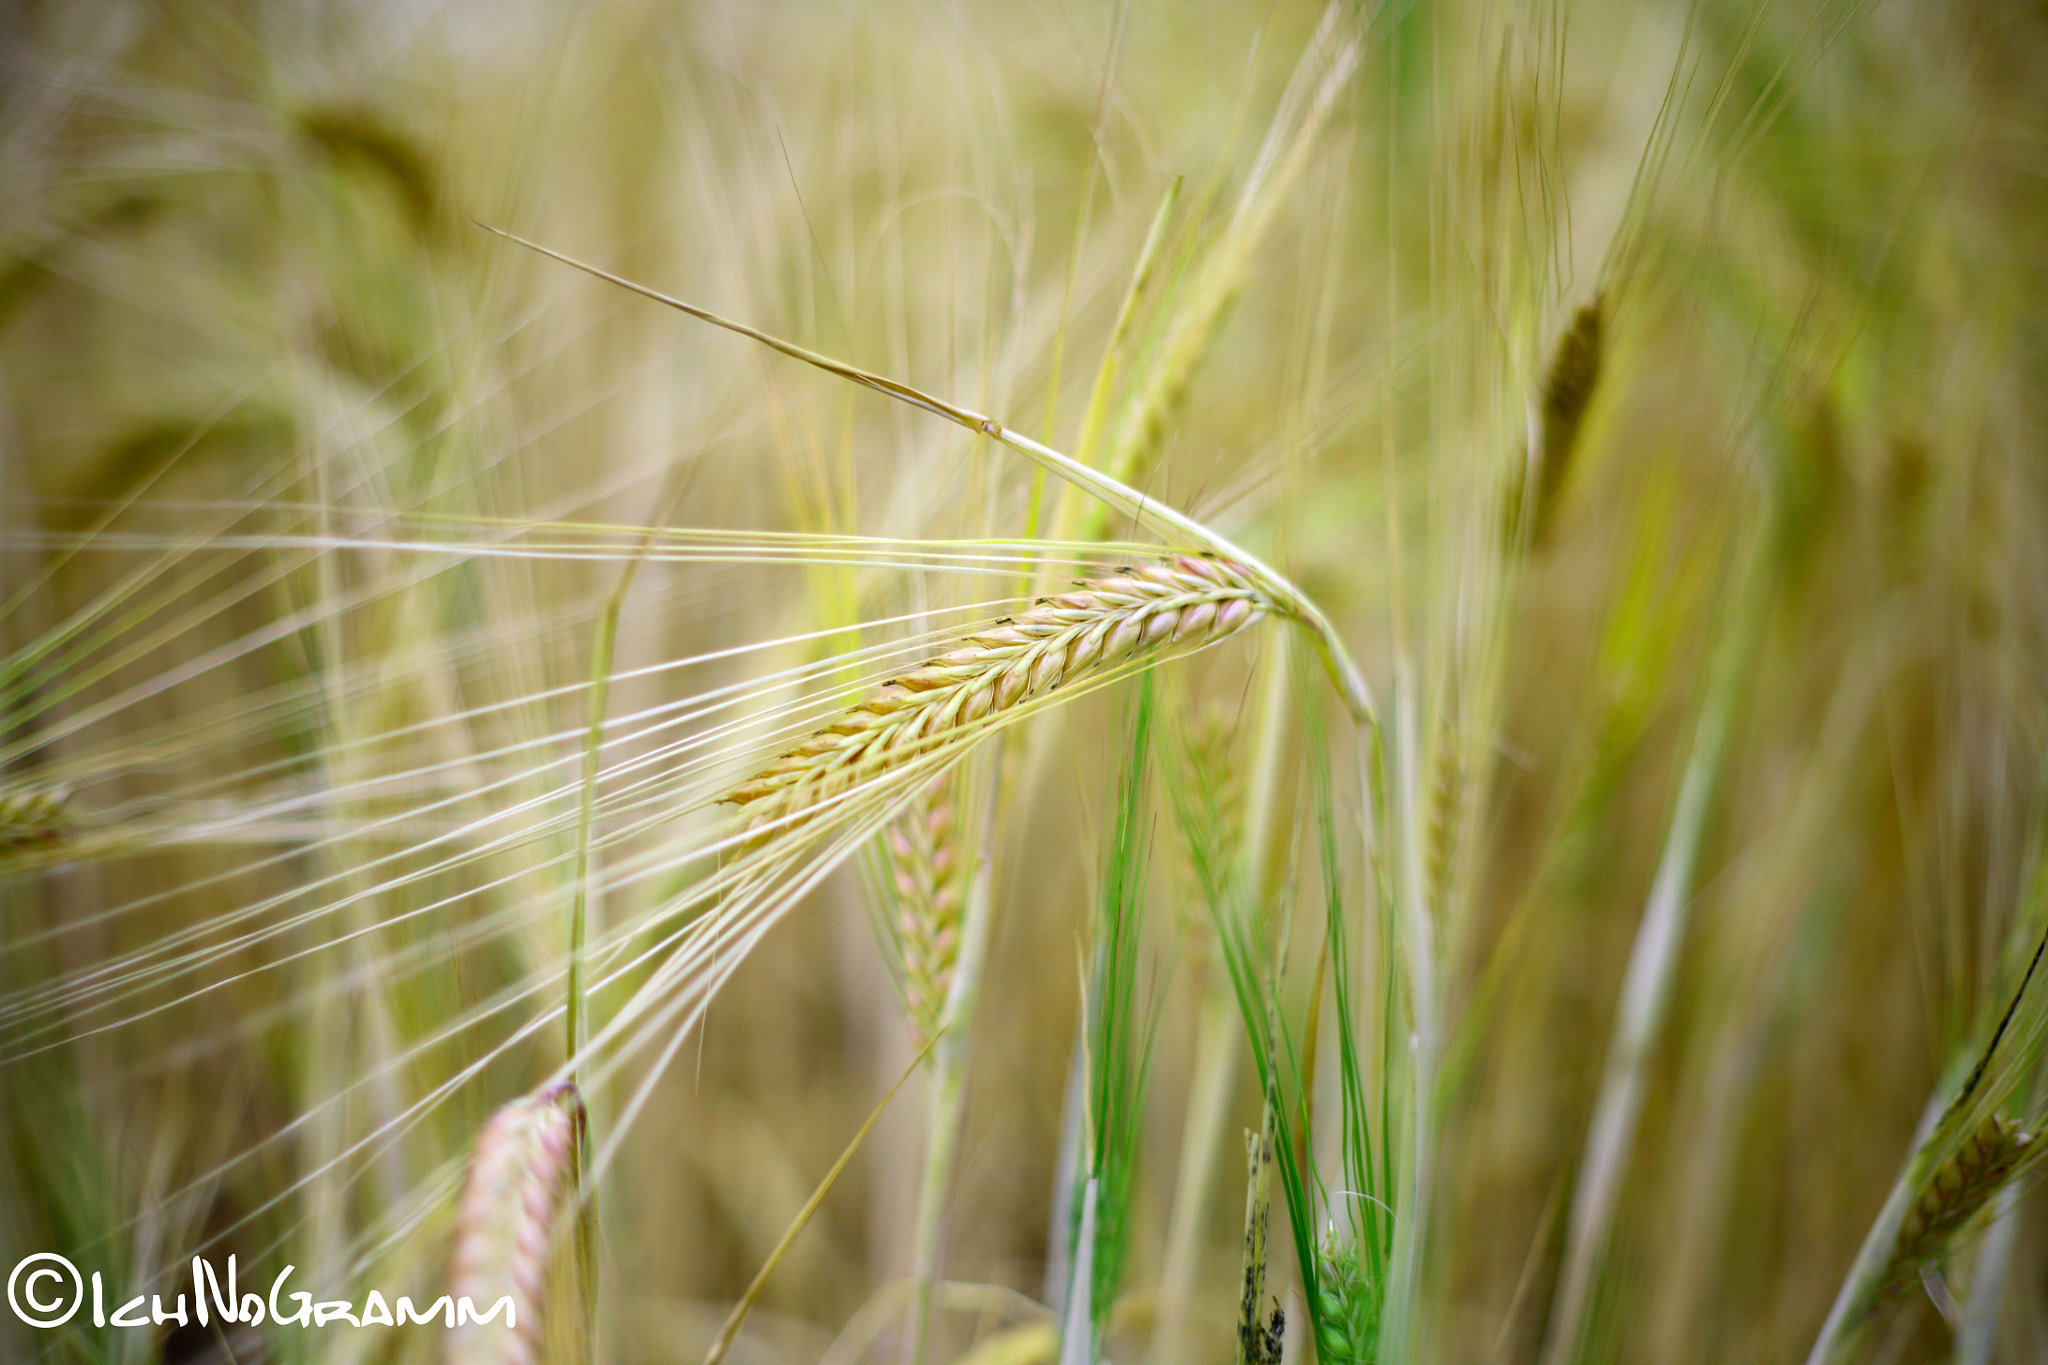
[1071,2,1361,546]
[1868,1112,2039,1317]
[448,1083,578,1365]
[0,785,72,848]
[1424,733,1463,921]
[1181,709,1245,841]
[1532,296,1605,545]
[1504,295,1606,549]
[1169,704,1247,931]
[1809,925,2048,1365]
[882,772,965,1047]
[721,555,1269,839]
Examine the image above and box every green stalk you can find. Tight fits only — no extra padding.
[1057,1179,1101,1365]
[1307,670,1389,1318]
[1376,668,1437,1364]
[568,595,620,1081]
[1077,681,1160,1334]
[1153,637,1290,1365]
[563,587,619,1365]
[1044,1034,1089,1309]
[566,499,671,1362]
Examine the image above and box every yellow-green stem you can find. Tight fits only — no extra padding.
[567,525,662,1364]
[1378,669,1437,1363]
[705,1034,939,1365]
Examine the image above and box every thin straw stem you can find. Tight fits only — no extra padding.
[906,765,1005,1365]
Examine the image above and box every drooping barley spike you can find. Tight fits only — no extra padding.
[1532,296,1605,545]
[1869,1111,2037,1316]
[723,555,1269,836]
[882,772,965,1046]
[0,785,72,848]
[448,1083,578,1365]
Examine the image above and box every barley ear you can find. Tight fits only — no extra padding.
[1504,295,1605,550]
[478,223,1374,726]
[1534,297,1605,543]
[1313,1234,1378,1365]
[1869,1112,2039,1316]
[1166,705,1246,928]
[448,1083,579,1365]
[0,784,73,848]
[722,556,1270,838]
[1424,733,1464,921]
[881,773,965,1048]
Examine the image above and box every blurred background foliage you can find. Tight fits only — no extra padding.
[4,1,2048,1363]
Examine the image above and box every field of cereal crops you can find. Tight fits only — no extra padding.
[5,3,2048,1363]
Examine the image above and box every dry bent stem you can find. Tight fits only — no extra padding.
[475,224,1375,730]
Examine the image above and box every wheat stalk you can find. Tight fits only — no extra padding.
[448,1083,578,1365]
[722,555,1268,834]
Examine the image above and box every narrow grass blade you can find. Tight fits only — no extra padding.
[702,1031,940,1365]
